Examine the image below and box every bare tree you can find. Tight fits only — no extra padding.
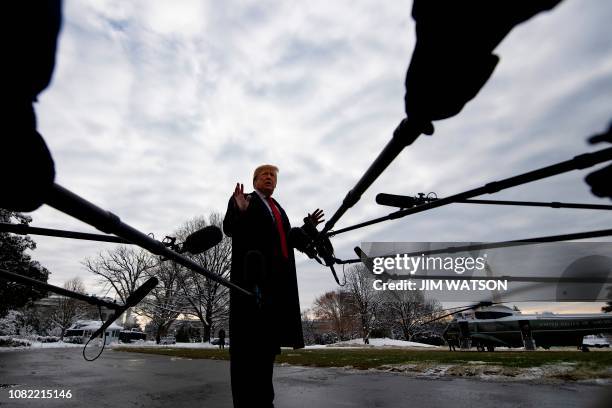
[313,290,356,341]
[174,213,231,342]
[379,289,441,341]
[47,277,88,340]
[83,245,156,325]
[345,264,380,344]
[139,258,186,343]
[83,246,155,304]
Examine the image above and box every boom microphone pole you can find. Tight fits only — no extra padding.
[454,199,612,211]
[88,276,159,342]
[1,268,159,346]
[44,183,253,297]
[339,227,612,266]
[0,268,124,311]
[329,147,612,237]
[375,194,612,211]
[321,0,564,235]
[0,222,131,244]
[0,223,225,256]
[321,118,432,235]
[0,269,159,344]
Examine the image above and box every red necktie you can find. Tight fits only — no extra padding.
[266,196,289,259]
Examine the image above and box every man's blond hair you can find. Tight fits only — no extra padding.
[253,164,279,184]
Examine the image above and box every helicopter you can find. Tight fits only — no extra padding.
[442,304,612,352]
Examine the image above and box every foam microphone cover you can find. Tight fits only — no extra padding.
[404,0,562,122]
[126,276,159,308]
[354,246,375,274]
[376,193,418,208]
[90,277,158,341]
[183,226,223,254]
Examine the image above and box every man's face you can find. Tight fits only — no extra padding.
[254,169,277,196]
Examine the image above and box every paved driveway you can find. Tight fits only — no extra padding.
[0,348,609,407]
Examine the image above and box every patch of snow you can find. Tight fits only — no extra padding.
[0,338,84,351]
[324,337,438,348]
[1,339,231,351]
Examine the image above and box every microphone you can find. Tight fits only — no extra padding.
[354,246,367,259]
[182,226,223,254]
[291,220,340,284]
[89,276,158,342]
[354,246,375,274]
[376,193,420,208]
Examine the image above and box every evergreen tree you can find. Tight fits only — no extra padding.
[0,209,50,317]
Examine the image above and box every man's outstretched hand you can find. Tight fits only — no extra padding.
[233,183,251,212]
[307,208,325,227]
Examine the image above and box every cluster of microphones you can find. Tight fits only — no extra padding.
[289,218,340,283]
[54,213,339,353]
[94,220,338,341]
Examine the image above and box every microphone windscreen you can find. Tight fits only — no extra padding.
[183,226,223,254]
[244,250,265,285]
[375,193,417,208]
[90,277,158,341]
[354,246,375,273]
[126,276,159,308]
[354,246,366,259]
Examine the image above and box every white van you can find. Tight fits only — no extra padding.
[582,334,610,348]
[160,335,176,345]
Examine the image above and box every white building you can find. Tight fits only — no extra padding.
[64,320,123,345]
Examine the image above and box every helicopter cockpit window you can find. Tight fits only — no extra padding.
[474,311,513,319]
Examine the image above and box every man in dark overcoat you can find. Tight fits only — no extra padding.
[223,164,323,408]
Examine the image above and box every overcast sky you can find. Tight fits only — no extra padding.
[25,0,612,313]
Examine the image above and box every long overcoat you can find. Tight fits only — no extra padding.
[223,192,304,354]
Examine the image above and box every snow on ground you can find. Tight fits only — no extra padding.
[0,339,227,351]
[378,361,612,384]
[116,338,438,349]
[306,338,438,349]
[1,337,437,351]
[0,338,83,351]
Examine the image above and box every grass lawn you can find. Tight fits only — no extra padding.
[114,347,612,371]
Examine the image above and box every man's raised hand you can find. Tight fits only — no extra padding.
[233,183,251,212]
[307,208,325,227]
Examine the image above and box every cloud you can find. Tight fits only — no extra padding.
[22,0,612,313]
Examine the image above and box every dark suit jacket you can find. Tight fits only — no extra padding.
[223,191,304,354]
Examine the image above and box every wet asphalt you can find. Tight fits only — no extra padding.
[0,348,609,408]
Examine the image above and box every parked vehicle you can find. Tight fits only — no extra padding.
[582,334,610,348]
[160,335,176,345]
[119,329,146,343]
